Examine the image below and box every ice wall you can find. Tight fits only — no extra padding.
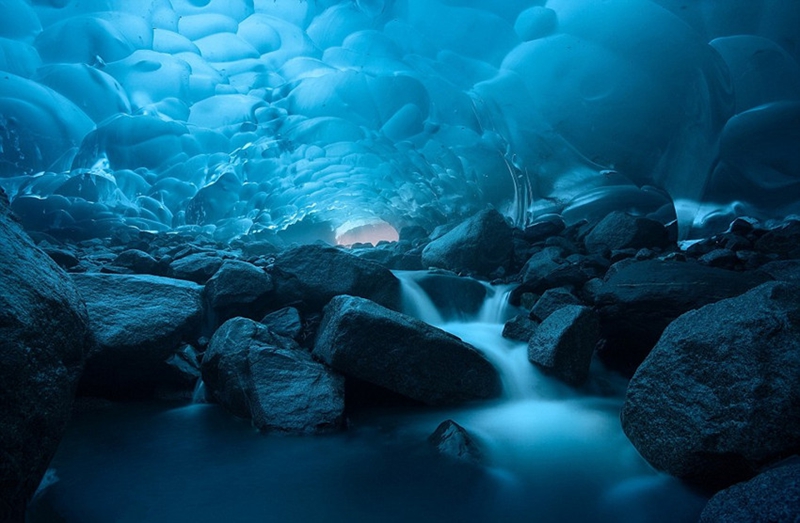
[0,0,798,242]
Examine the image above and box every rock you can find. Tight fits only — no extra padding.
[260,306,302,340]
[1,208,90,521]
[531,288,582,322]
[413,271,487,320]
[522,215,566,243]
[514,247,589,298]
[621,282,800,490]
[528,305,600,386]
[760,259,800,282]
[700,460,800,522]
[163,344,202,386]
[108,249,160,275]
[271,244,401,312]
[584,212,670,254]
[168,252,224,284]
[205,259,273,322]
[42,247,80,270]
[428,420,483,465]
[595,260,771,375]
[502,314,539,342]
[201,317,344,434]
[421,209,513,278]
[754,220,800,258]
[72,273,204,398]
[399,225,429,243]
[699,248,738,269]
[314,295,501,405]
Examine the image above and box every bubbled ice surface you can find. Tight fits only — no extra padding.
[0,0,798,242]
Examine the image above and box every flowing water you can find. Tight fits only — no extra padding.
[28,271,708,523]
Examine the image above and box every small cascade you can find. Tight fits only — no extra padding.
[191,379,207,404]
[394,270,445,324]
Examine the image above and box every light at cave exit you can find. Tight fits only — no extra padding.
[0,0,798,243]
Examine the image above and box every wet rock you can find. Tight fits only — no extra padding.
[168,252,224,284]
[414,271,487,320]
[531,288,582,322]
[202,317,344,434]
[428,420,483,465]
[271,244,401,312]
[260,306,302,340]
[1,208,90,521]
[622,282,800,490]
[314,295,501,405]
[73,273,204,398]
[107,249,160,275]
[700,460,800,522]
[205,259,273,322]
[528,305,600,386]
[584,212,670,255]
[502,314,539,342]
[595,260,771,376]
[421,209,513,278]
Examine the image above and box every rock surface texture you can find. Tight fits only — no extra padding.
[314,295,501,405]
[202,317,345,433]
[622,282,800,490]
[528,305,599,386]
[0,203,90,521]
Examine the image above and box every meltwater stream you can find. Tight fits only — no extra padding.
[28,272,708,523]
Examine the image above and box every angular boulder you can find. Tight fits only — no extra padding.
[531,287,582,322]
[421,209,513,278]
[168,252,224,284]
[622,282,800,490]
[202,317,344,434]
[528,305,599,386]
[584,211,670,254]
[595,260,771,375]
[205,259,273,322]
[260,306,303,341]
[72,273,204,398]
[428,420,483,465]
[1,205,90,521]
[314,295,501,405]
[700,461,800,522]
[271,244,401,312]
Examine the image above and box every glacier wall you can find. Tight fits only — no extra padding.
[0,0,798,243]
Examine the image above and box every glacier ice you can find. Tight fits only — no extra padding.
[0,0,798,242]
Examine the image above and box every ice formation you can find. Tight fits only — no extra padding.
[0,0,798,243]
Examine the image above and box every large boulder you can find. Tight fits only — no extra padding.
[622,282,800,490]
[72,273,204,398]
[421,209,514,278]
[314,295,501,405]
[700,460,800,522]
[584,211,670,254]
[205,259,273,322]
[201,317,344,434]
[271,244,401,312]
[168,252,224,284]
[596,260,771,375]
[527,305,599,386]
[1,204,90,521]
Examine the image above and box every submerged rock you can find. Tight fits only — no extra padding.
[421,208,513,278]
[1,205,90,521]
[73,273,204,398]
[314,295,501,405]
[271,244,401,312]
[205,259,274,322]
[428,420,483,465]
[622,282,800,490]
[528,305,599,386]
[700,460,800,522]
[595,259,771,375]
[202,317,345,434]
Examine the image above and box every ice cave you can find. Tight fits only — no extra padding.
[1,0,799,521]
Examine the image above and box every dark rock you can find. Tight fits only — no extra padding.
[42,247,80,270]
[531,288,582,322]
[73,273,204,398]
[596,260,771,375]
[761,259,800,283]
[609,248,638,263]
[728,217,757,237]
[399,225,429,243]
[108,249,160,275]
[421,209,513,278]
[260,306,302,340]
[634,248,657,261]
[528,305,599,386]
[271,244,401,312]
[205,259,273,322]
[621,282,800,490]
[1,211,90,521]
[414,271,487,320]
[428,420,483,465]
[514,247,589,298]
[201,317,344,433]
[717,233,752,252]
[168,252,224,284]
[584,212,670,255]
[522,216,566,243]
[502,314,539,342]
[314,295,501,405]
[700,460,800,522]
[163,344,202,386]
[754,220,800,258]
[699,248,738,269]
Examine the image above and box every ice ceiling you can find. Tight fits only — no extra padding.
[1,0,798,243]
